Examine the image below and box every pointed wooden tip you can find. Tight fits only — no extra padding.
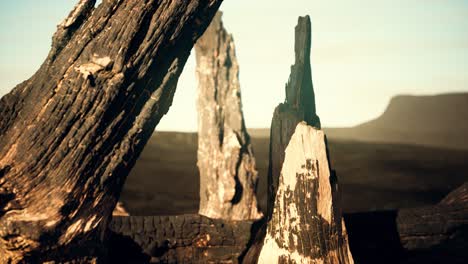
[285,15,320,128]
[295,15,311,64]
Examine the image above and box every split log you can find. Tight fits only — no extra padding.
[195,12,262,220]
[0,0,222,262]
[245,16,353,263]
[109,214,253,263]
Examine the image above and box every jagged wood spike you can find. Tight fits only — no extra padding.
[257,123,353,263]
[0,0,222,262]
[244,16,353,263]
[195,12,262,220]
[267,15,321,219]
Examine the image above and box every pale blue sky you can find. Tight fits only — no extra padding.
[1,0,467,131]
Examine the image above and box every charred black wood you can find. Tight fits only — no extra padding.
[0,0,222,262]
[109,214,252,263]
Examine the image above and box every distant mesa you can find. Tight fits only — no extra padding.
[250,93,468,150]
[326,92,468,150]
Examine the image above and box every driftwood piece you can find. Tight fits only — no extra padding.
[109,214,253,263]
[245,16,353,263]
[345,181,468,264]
[195,12,262,220]
[0,0,222,262]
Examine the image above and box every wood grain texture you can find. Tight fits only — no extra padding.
[267,15,321,220]
[195,12,262,221]
[0,0,222,262]
[244,16,352,264]
[109,214,253,263]
[257,123,353,264]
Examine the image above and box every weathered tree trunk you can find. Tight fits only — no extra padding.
[0,0,222,262]
[245,16,353,263]
[195,12,262,220]
[109,214,253,263]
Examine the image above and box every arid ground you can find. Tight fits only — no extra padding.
[121,94,468,216]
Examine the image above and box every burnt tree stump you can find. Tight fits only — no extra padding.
[258,123,354,263]
[245,16,353,263]
[0,0,222,262]
[195,12,262,220]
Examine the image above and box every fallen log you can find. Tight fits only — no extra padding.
[0,0,222,262]
[195,12,262,221]
[345,181,468,264]
[109,215,253,263]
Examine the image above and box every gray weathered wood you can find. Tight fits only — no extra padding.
[195,12,262,220]
[0,0,222,262]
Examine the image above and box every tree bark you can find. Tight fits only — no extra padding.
[195,12,262,220]
[0,0,222,262]
[245,16,353,263]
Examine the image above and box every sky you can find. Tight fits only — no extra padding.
[1,0,467,131]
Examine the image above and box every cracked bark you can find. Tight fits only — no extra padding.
[195,12,262,221]
[0,0,222,262]
[244,16,353,263]
[109,215,253,263]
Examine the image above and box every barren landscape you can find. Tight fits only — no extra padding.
[0,1,467,263]
[122,94,468,216]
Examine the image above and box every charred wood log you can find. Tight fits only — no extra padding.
[0,0,222,262]
[245,16,353,263]
[109,214,253,263]
[345,181,468,264]
[195,12,262,220]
